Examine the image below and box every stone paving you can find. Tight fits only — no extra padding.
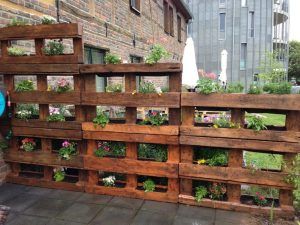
[0,183,252,225]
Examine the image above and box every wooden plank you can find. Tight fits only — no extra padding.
[11,91,81,104]
[80,63,182,74]
[81,92,180,108]
[83,131,178,145]
[179,195,295,219]
[84,156,178,178]
[0,23,83,40]
[12,119,81,130]
[0,55,82,64]
[180,126,300,143]
[12,127,82,140]
[168,73,181,125]
[180,136,300,153]
[82,123,179,135]
[85,185,178,203]
[4,151,83,168]
[179,164,292,189]
[0,64,79,74]
[181,93,300,111]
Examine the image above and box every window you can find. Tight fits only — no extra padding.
[241,0,247,7]
[240,43,247,70]
[177,15,182,42]
[249,11,255,37]
[130,0,141,13]
[163,1,169,34]
[219,13,226,39]
[169,6,174,36]
[84,46,107,91]
[219,0,226,8]
[130,55,143,63]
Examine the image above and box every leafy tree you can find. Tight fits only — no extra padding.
[288,41,300,82]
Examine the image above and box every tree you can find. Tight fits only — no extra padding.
[288,41,300,82]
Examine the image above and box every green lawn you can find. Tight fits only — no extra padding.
[244,151,283,170]
[259,113,286,126]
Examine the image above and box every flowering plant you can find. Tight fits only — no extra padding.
[43,40,64,56]
[94,141,125,158]
[47,107,65,122]
[41,15,56,25]
[253,192,268,206]
[58,141,77,160]
[213,113,240,129]
[140,111,167,126]
[55,78,71,93]
[138,81,163,95]
[103,176,116,187]
[20,138,36,152]
[53,167,65,182]
[16,109,32,120]
[209,183,227,200]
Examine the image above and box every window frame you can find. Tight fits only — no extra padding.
[169,6,174,36]
[163,1,170,34]
[177,15,182,42]
[240,43,247,70]
[130,0,141,14]
[219,13,226,40]
[249,11,255,38]
[219,0,226,8]
[241,0,247,7]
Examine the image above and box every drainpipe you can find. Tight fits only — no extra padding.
[56,0,60,23]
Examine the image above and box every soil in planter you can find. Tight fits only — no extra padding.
[240,195,280,208]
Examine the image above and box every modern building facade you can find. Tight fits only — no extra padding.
[185,0,289,88]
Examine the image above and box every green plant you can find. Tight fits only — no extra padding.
[93,112,109,128]
[43,40,64,55]
[208,182,227,200]
[106,83,123,93]
[55,78,71,93]
[53,168,65,182]
[225,83,244,93]
[196,78,220,95]
[253,192,268,206]
[248,84,263,94]
[104,53,121,64]
[6,18,28,27]
[263,82,292,94]
[138,81,162,94]
[145,44,170,65]
[7,46,26,56]
[0,140,8,152]
[138,144,167,162]
[41,15,56,25]
[15,104,38,120]
[246,114,267,132]
[47,113,65,122]
[94,141,125,158]
[15,80,34,92]
[195,186,208,202]
[140,111,167,126]
[212,113,240,129]
[20,138,36,152]
[196,148,228,167]
[143,179,155,192]
[58,141,77,160]
[103,175,116,187]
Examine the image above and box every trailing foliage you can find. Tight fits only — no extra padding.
[248,84,263,94]
[246,114,267,132]
[7,46,25,56]
[15,80,34,92]
[106,83,123,93]
[104,53,122,64]
[145,44,170,65]
[195,186,208,202]
[43,40,64,55]
[6,18,27,27]
[138,144,167,162]
[196,78,220,95]
[94,141,126,158]
[263,82,292,94]
[58,141,77,160]
[93,112,109,128]
[143,179,156,192]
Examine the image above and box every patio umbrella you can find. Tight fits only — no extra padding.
[182,37,198,89]
[219,49,228,87]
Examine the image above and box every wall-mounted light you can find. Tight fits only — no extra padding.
[133,33,136,47]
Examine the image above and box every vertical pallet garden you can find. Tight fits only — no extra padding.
[1,23,86,191]
[80,63,181,203]
[179,93,299,217]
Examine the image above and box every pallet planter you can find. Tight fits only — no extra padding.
[81,63,181,203]
[179,92,299,217]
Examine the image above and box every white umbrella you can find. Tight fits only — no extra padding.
[219,49,228,86]
[182,37,198,89]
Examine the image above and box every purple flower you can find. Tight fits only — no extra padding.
[62,141,70,148]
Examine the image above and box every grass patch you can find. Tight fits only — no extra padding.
[259,113,286,126]
[244,152,283,171]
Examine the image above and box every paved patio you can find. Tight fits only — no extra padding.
[0,183,252,225]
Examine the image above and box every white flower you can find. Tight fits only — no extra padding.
[103,175,116,186]
[155,87,162,94]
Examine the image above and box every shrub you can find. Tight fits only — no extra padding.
[248,84,263,94]
[263,82,292,94]
[145,44,170,65]
[7,46,25,56]
[140,111,167,126]
[138,144,167,162]
[143,179,155,192]
[106,83,123,93]
[104,53,121,64]
[43,40,64,55]
[94,141,126,158]
[246,114,267,132]
[53,168,65,182]
[103,176,116,187]
[195,186,208,202]
[58,141,77,160]
[93,112,109,128]
[196,78,220,95]
[225,83,244,93]
[6,18,27,27]
[15,80,34,92]
[41,15,56,25]
[20,138,36,152]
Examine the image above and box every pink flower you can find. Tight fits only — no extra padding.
[49,107,60,115]
[152,112,158,116]
[62,141,70,148]
[57,78,69,88]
